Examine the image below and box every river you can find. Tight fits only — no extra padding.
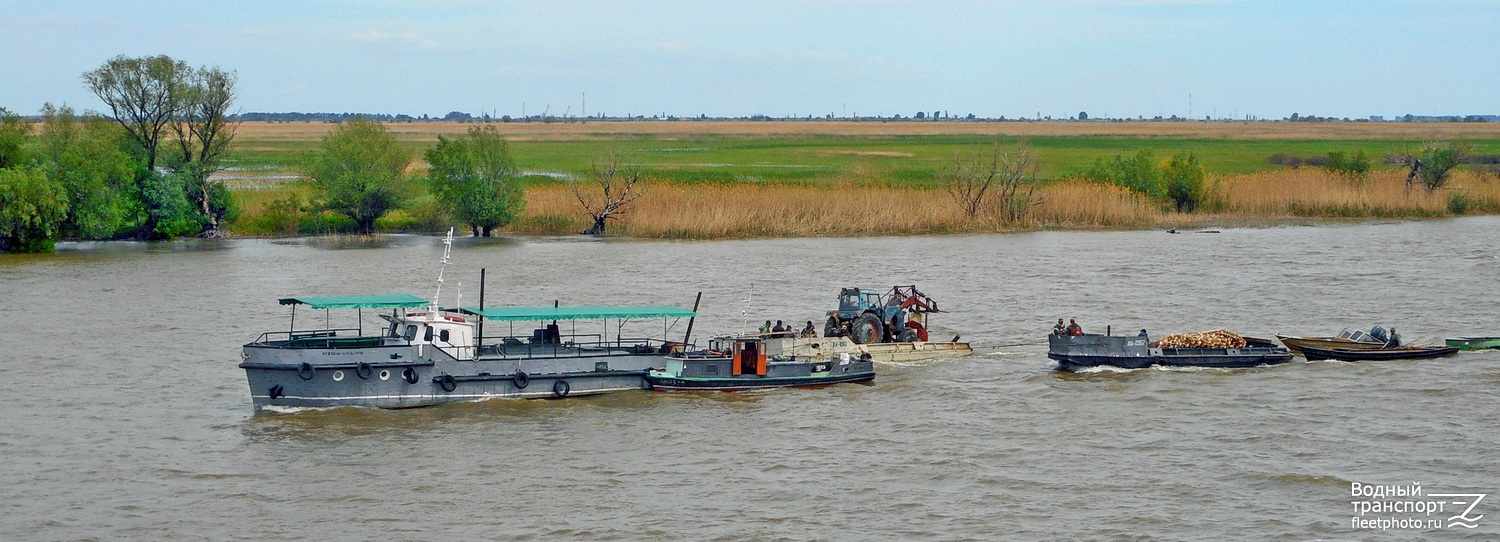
[1,218,1497,540]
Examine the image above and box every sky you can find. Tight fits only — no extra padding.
[1,0,1496,120]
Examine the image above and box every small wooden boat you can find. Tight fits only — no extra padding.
[647,336,874,391]
[1445,337,1500,350]
[1277,328,1387,357]
[1298,345,1460,362]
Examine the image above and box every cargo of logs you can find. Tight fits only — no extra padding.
[1153,329,1247,349]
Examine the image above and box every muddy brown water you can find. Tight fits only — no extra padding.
[2,218,1497,540]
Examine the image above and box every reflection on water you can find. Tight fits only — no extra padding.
[2,217,1499,540]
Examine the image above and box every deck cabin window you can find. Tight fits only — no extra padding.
[403,325,417,341]
[439,329,450,342]
[423,326,434,342]
[388,322,399,338]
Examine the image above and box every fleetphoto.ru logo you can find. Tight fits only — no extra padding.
[1349,482,1487,531]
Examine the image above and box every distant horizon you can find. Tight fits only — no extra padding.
[3,1,1497,120]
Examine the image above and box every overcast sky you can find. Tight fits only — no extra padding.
[1,0,1495,120]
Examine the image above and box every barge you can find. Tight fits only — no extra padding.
[1048,332,1294,371]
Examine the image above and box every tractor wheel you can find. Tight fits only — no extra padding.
[824,316,842,337]
[898,328,920,342]
[849,313,884,344]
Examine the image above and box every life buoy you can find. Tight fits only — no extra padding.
[552,379,570,398]
[402,367,420,384]
[437,374,457,392]
[297,362,315,380]
[444,315,466,323]
[356,362,373,380]
[513,371,529,389]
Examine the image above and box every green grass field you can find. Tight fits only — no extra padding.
[224,133,1500,188]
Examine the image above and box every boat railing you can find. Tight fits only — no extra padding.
[250,328,373,347]
[469,333,681,359]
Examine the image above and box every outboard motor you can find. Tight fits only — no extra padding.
[1370,325,1389,343]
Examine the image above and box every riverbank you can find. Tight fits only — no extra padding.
[227,168,1500,239]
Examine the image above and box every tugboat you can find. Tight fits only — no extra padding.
[238,230,696,409]
[645,336,875,391]
[1048,329,1294,371]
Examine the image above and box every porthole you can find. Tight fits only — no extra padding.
[332,370,345,382]
[378,370,391,381]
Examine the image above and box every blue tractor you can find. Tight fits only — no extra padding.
[824,285,942,344]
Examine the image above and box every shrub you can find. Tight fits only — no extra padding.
[1324,149,1371,181]
[1161,152,1208,212]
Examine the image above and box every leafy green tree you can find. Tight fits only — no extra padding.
[1161,152,1208,212]
[305,118,411,234]
[83,55,190,171]
[0,107,32,169]
[425,125,525,236]
[1408,141,1469,191]
[0,167,69,252]
[37,104,138,239]
[165,66,238,236]
[140,172,204,238]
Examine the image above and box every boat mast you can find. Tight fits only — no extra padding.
[430,228,455,316]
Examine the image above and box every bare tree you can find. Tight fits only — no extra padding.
[944,146,998,219]
[945,141,1042,222]
[82,55,190,171]
[571,152,646,235]
[995,144,1042,222]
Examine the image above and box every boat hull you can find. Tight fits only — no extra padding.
[1445,337,1500,350]
[646,371,875,392]
[1049,333,1294,371]
[1276,335,1386,357]
[1299,345,1461,362]
[240,341,667,409]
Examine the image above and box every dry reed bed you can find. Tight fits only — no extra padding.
[513,169,1499,238]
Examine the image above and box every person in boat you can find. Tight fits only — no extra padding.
[904,318,929,342]
[799,320,817,338]
[1138,329,1148,337]
[1066,319,1084,336]
[1386,328,1402,348]
[1053,319,1067,335]
[760,320,772,335]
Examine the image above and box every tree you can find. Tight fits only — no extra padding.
[571,151,646,235]
[944,141,1042,221]
[82,55,190,171]
[305,118,411,234]
[0,107,31,169]
[995,144,1042,221]
[37,104,138,239]
[0,167,69,252]
[944,146,998,219]
[426,125,525,236]
[166,66,239,236]
[1405,141,1469,192]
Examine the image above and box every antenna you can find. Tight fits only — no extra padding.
[431,227,455,315]
[741,281,754,336]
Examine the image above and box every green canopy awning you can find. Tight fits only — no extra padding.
[458,305,695,321]
[278,293,429,310]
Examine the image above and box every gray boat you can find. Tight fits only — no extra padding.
[239,231,696,409]
[1048,332,1294,371]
